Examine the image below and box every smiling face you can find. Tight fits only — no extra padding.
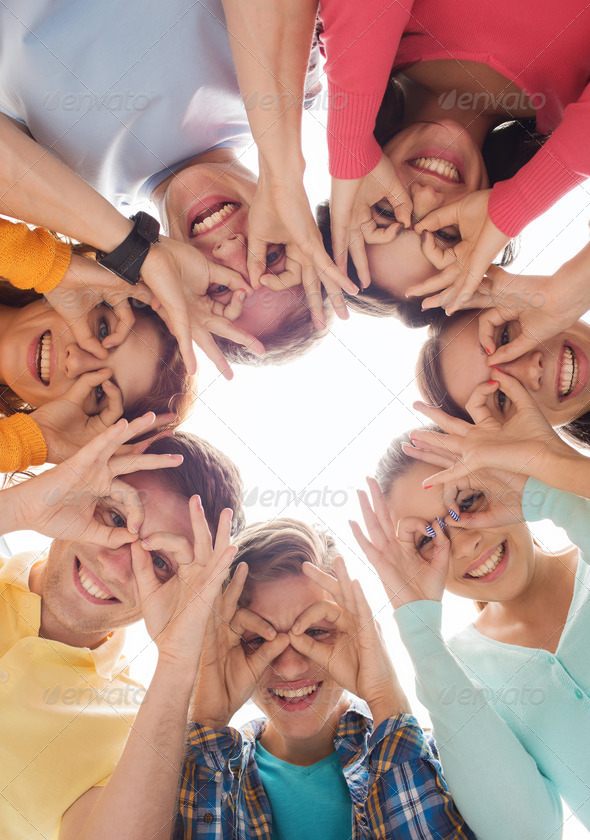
[365,120,489,298]
[437,312,590,426]
[386,462,535,601]
[156,157,306,339]
[33,473,194,647]
[0,301,163,414]
[243,574,348,761]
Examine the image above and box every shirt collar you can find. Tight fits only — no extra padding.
[0,552,128,680]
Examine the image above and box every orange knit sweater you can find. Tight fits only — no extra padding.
[0,219,72,471]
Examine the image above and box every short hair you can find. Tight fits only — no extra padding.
[213,289,333,366]
[144,432,245,538]
[227,518,340,607]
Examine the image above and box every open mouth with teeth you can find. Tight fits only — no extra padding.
[464,542,507,581]
[558,345,578,399]
[191,202,240,237]
[75,559,118,603]
[36,330,52,385]
[267,681,321,711]
[408,156,462,183]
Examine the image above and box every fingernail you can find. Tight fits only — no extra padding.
[425,524,436,538]
[291,622,300,634]
[484,347,491,355]
[486,380,497,386]
[259,278,269,287]
[436,516,446,529]
[448,509,460,522]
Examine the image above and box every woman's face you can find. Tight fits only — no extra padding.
[437,312,590,426]
[0,301,163,413]
[160,158,306,338]
[387,461,535,601]
[365,120,489,298]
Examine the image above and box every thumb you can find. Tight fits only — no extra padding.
[245,237,269,289]
[415,201,460,234]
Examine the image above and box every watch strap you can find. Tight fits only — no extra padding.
[97,212,160,285]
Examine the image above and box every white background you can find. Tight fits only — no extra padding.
[6,92,590,838]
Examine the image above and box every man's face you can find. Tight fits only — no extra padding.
[243,574,349,756]
[156,155,306,339]
[38,473,194,643]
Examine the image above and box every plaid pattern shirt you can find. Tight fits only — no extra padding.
[174,701,475,840]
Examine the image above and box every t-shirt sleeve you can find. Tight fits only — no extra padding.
[488,82,590,236]
[0,218,71,293]
[523,477,590,563]
[319,0,415,178]
[394,599,564,839]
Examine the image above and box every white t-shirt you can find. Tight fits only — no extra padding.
[0,0,251,207]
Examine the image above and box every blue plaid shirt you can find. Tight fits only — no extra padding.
[174,700,475,839]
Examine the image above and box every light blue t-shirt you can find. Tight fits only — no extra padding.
[255,742,352,840]
[0,0,250,208]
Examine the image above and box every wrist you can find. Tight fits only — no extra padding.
[258,152,305,188]
[368,692,411,730]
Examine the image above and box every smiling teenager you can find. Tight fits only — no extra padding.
[314,0,590,320]
[351,423,590,838]
[153,152,333,365]
[0,419,245,839]
[417,309,590,448]
[176,518,476,840]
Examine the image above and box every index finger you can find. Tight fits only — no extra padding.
[290,599,341,635]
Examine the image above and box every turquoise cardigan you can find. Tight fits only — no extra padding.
[395,478,590,839]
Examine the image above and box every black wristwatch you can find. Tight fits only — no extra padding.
[97,212,160,285]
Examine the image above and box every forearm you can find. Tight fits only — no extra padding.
[553,241,590,321]
[221,0,317,177]
[524,478,590,557]
[395,601,563,839]
[529,445,590,499]
[0,114,132,251]
[366,681,412,731]
[75,656,198,840]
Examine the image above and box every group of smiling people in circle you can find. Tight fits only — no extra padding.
[1,0,590,837]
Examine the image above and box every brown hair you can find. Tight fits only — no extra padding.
[314,69,549,322]
[144,431,245,538]
[213,289,334,366]
[0,278,194,426]
[227,518,340,606]
[415,311,590,450]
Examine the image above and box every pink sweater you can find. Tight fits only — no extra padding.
[322,0,590,236]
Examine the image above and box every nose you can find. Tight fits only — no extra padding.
[502,350,543,392]
[96,544,133,585]
[212,233,248,281]
[271,643,312,681]
[409,181,450,223]
[449,526,484,564]
[64,343,107,379]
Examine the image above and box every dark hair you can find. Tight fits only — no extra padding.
[144,431,245,538]
[0,278,194,425]
[416,311,590,450]
[213,288,333,366]
[315,75,547,323]
[226,518,339,606]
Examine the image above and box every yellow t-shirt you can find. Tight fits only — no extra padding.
[0,553,144,839]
